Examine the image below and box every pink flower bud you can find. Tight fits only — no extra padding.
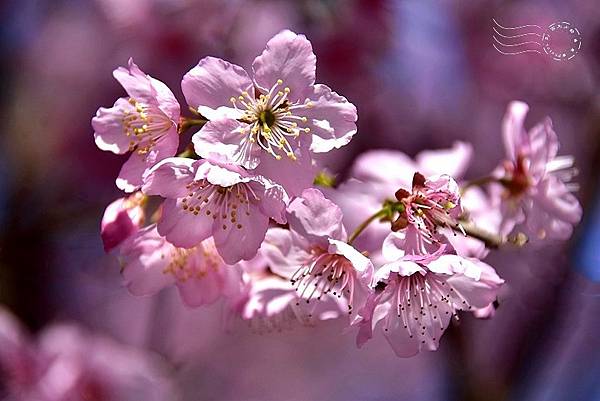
[101,192,145,252]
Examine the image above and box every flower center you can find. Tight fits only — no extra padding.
[501,154,531,197]
[162,243,221,282]
[258,109,276,128]
[290,250,356,314]
[180,180,259,231]
[394,190,458,236]
[382,272,472,344]
[122,97,173,155]
[230,79,313,161]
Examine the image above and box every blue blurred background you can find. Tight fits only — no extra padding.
[0,0,599,400]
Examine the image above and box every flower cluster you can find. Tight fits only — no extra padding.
[93,31,582,357]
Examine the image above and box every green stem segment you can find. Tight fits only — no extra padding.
[347,209,388,245]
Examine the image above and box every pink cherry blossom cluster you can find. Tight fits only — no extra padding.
[93,30,582,357]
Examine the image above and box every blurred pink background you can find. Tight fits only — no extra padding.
[1,0,599,400]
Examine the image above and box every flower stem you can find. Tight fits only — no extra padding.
[347,209,387,245]
[178,116,207,134]
[451,221,504,249]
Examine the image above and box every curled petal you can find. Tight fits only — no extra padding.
[92,98,134,154]
[328,239,374,286]
[304,84,357,153]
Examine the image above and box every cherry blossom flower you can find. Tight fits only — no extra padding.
[325,142,472,255]
[355,238,504,357]
[391,172,462,254]
[142,157,286,264]
[261,188,373,315]
[120,225,241,307]
[228,252,345,332]
[493,101,582,240]
[0,306,174,401]
[101,192,146,252]
[92,59,180,192]
[182,30,357,196]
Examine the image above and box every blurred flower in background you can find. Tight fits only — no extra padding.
[0,0,599,400]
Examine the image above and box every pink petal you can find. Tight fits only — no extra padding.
[116,128,179,193]
[157,199,212,248]
[530,176,582,225]
[329,239,374,284]
[382,260,424,277]
[252,30,316,101]
[262,228,311,278]
[527,118,558,180]
[113,58,156,105]
[254,145,317,198]
[525,179,581,240]
[148,76,180,121]
[304,84,357,153]
[213,202,269,264]
[287,188,346,245]
[181,56,253,120]
[416,141,473,179]
[176,268,224,307]
[193,119,260,169]
[354,292,382,348]
[142,157,195,199]
[382,232,406,262]
[116,152,148,193]
[146,129,179,165]
[428,255,480,279]
[382,317,422,358]
[502,101,529,161]
[351,150,417,187]
[100,196,144,252]
[200,159,247,188]
[472,303,496,319]
[120,226,176,296]
[445,270,503,309]
[92,98,133,155]
[253,179,287,224]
